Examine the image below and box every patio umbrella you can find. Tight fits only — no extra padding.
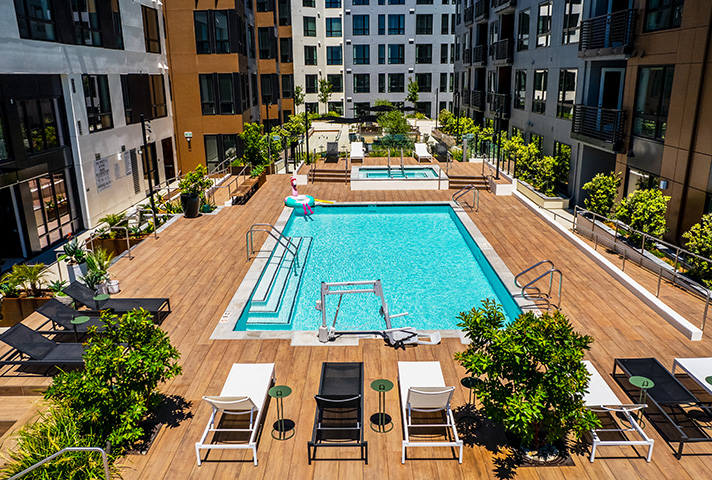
[401,106,418,112]
[369,105,395,112]
[357,115,378,123]
[322,116,361,124]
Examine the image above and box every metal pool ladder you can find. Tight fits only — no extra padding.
[452,184,479,211]
[246,223,299,268]
[514,260,563,310]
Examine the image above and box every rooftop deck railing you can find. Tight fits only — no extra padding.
[571,105,626,149]
[463,47,472,65]
[492,0,515,13]
[487,93,511,117]
[579,9,637,55]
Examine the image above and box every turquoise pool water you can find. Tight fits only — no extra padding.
[237,204,521,331]
[358,167,438,179]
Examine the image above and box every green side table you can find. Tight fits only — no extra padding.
[370,379,394,433]
[71,316,91,342]
[93,293,110,311]
[269,385,295,440]
[629,376,654,428]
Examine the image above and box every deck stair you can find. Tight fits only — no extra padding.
[447,174,488,189]
[246,236,312,325]
[309,169,351,183]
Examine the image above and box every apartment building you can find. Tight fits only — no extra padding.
[0,0,174,261]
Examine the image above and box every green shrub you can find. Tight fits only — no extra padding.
[530,156,559,197]
[178,165,213,197]
[582,172,621,217]
[1,264,51,297]
[250,164,266,178]
[615,188,670,245]
[683,213,712,288]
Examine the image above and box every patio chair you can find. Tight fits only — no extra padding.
[325,142,340,163]
[398,361,462,463]
[414,143,432,163]
[614,357,712,458]
[195,363,275,466]
[350,142,364,163]
[35,299,106,337]
[582,360,653,462]
[382,327,441,348]
[308,362,367,464]
[0,323,86,368]
[62,281,171,324]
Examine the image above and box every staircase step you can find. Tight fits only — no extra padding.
[250,242,289,304]
[250,238,303,311]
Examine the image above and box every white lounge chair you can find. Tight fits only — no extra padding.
[583,360,653,462]
[672,357,712,396]
[195,363,275,466]
[398,361,463,463]
[414,143,432,163]
[350,141,364,163]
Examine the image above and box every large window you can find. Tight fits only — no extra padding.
[389,0,405,4]
[327,74,343,93]
[326,0,341,7]
[305,74,318,93]
[326,18,342,37]
[517,9,530,51]
[18,98,65,154]
[388,73,405,92]
[199,74,216,114]
[353,15,369,35]
[379,73,385,93]
[532,69,548,114]
[280,37,292,62]
[329,101,344,115]
[557,69,576,119]
[353,44,370,64]
[536,2,552,48]
[194,10,232,54]
[257,0,274,12]
[204,134,241,172]
[282,74,294,98]
[388,15,404,35]
[388,44,404,64]
[260,74,279,104]
[562,0,581,44]
[415,73,432,92]
[303,0,315,6]
[304,16,316,36]
[258,27,277,59]
[121,74,168,124]
[219,74,236,113]
[31,172,76,249]
[304,45,317,65]
[141,6,161,53]
[441,14,449,35]
[378,15,385,35]
[354,74,370,93]
[439,72,447,92]
[378,44,385,64]
[15,0,56,41]
[82,75,112,132]
[354,0,369,5]
[415,14,433,35]
[72,0,102,46]
[644,0,684,32]
[415,44,432,64]
[441,44,448,63]
[634,66,674,140]
[327,45,342,65]
[514,70,526,110]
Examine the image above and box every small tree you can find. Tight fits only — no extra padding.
[531,156,559,197]
[438,109,453,130]
[317,78,333,114]
[616,188,670,245]
[455,300,598,450]
[294,85,305,113]
[378,109,410,136]
[406,78,419,105]
[683,213,712,288]
[582,172,621,217]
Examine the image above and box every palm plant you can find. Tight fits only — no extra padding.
[58,238,86,265]
[2,264,51,297]
[85,248,114,277]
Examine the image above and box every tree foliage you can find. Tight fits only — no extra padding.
[683,213,712,288]
[454,300,599,448]
[378,109,409,136]
[317,78,333,113]
[582,172,621,217]
[293,85,305,111]
[406,78,419,105]
[615,188,670,245]
[238,122,280,166]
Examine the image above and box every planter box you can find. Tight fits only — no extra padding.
[67,262,88,283]
[87,236,147,257]
[230,165,248,175]
[256,171,267,188]
[0,296,52,327]
[517,180,570,209]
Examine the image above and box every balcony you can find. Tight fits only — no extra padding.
[472,45,487,65]
[474,0,488,23]
[464,6,474,24]
[579,9,637,58]
[571,105,626,151]
[463,48,472,65]
[490,38,513,64]
[487,93,511,118]
[463,89,471,106]
[492,0,515,14]
[471,90,485,111]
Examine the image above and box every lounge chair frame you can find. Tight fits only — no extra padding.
[0,323,85,372]
[63,281,171,324]
[414,143,432,163]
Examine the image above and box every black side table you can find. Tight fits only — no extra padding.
[370,379,394,433]
[269,385,295,440]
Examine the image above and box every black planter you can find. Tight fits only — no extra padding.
[180,193,201,218]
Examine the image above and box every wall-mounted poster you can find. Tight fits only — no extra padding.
[94,156,111,192]
[123,151,132,177]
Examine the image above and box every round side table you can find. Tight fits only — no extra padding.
[370,379,394,433]
[269,385,295,440]
[71,316,91,342]
[629,376,654,428]
[93,293,110,311]
[460,376,483,424]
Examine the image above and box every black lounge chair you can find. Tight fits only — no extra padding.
[308,362,367,464]
[35,299,106,339]
[62,281,171,324]
[0,323,86,369]
[614,357,712,458]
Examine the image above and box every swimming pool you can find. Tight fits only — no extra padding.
[234,204,522,332]
[358,166,439,179]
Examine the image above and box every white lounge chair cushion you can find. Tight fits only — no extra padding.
[583,360,622,407]
[350,142,364,159]
[399,361,446,407]
[415,143,431,158]
[217,363,275,412]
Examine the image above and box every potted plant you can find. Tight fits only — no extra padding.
[0,264,53,327]
[58,238,87,283]
[48,280,72,306]
[82,248,115,294]
[178,165,213,218]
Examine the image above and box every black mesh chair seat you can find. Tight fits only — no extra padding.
[616,358,697,405]
[36,299,106,334]
[0,323,85,367]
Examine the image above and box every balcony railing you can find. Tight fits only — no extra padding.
[463,48,472,64]
[464,6,474,24]
[472,44,487,65]
[487,93,511,118]
[492,0,515,13]
[475,0,488,23]
[463,89,471,106]
[490,38,513,64]
[472,90,485,111]
[571,105,626,150]
[579,9,637,57]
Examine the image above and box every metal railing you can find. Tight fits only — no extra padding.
[515,260,563,310]
[471,90,486,111]
[463,48,472,65]
[207,164,251,206]
[474,0,488,22]
[472,45,487,65]
[571,105,626,148]
[464,5,474,24]
[246,223,299,267]
[580,9,637,53]
[7,447,111,480]
[490,38,514,63]
[487,93,511,117]
[492,0,516,13]
[452,184,480,211]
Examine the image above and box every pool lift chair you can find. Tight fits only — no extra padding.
[315,280,441,347]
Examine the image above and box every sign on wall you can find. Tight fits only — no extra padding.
[94,156,112,192]
[123,151,132,177]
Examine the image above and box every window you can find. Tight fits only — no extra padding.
[379,73,386,93]
[439,73,447,92]
[213,11,230,53]
[415,44,432,64]
[441,14,449,35]
[557,69,576,119]
[304,17,316,36]
[378,44,385,64]
[280,37,293,62]
[634,66,674,140]
[328,101,343,115]
[83,75,112,132]
[305,74,318,93]
[449,72,454,91]
[251,74,258,106]
[353,45,370,64]
[517,9,530,51]
[258,27,276,59]
[278,0,290,25]
[303,0,315,5]
[111,0,123,49]
[354,74,370,93]
[327,74,343,93]
[378,15,385,35]
[415,73,432,92]
[141,6,161,53]
[416,101,431,117]
[388,15,404,35]
[417,0,433,4]
[121,74,167,124]
[532,70,548,114]
[536,2,552,48]
[416,14,433,35]
[354,0,369,4]
[18,98,65,154]
[194,10,233,54]
[441,44,448,63]
[450,43,455,63]
[198,74,244,115]
[15,0,56,41]
[514,70,526,110]
[531,133,543,155]
[644,0,684,32]
[305,102,318,114]
[389,73,405,92]
[257,0,274,11]
[219,74,236,113]
[389,0,404,4]
[194,12,210,54]
[562,0,581,44]
[283,110,291,123]
[204,134,241,172]
[327,46,342,65]
[72,0,102,46]
[354,102,370,116]
[554,141,570,185]
[199,74,216,114]
[326,18,342,37]
[353,15,369,35]
[388,44,404,64]
[282,74,294,98]
[261,74,279,104]
[304,45,317,65]
[247,25,255,58]
[326,0,341,7]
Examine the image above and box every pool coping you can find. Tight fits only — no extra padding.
[210,201,532,344]
[350,166,449,191]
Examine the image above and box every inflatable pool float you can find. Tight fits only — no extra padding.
[284,195,315,208]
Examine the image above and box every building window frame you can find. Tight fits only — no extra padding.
[353,15,369,35]
[82,74,113,132]
[644,0,684,32]
[326,45,343,65]
[303,16,317,37]
[517,9,530,51]
[562,0,581,44]
[532,69,548,114]
[536,2,552,49]
[514,70,526,110]
[556,69,576,119]
[633,65,674,141]
[326,17,342,37]
[141,5,161,53]
[353,44,370,64]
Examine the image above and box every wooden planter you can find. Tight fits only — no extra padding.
[516,180,570,209]
[256,171,267,188]
[87,236,148,257]
[0,295,52,327]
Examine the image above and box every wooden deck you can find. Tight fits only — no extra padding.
[3,172,712,479]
